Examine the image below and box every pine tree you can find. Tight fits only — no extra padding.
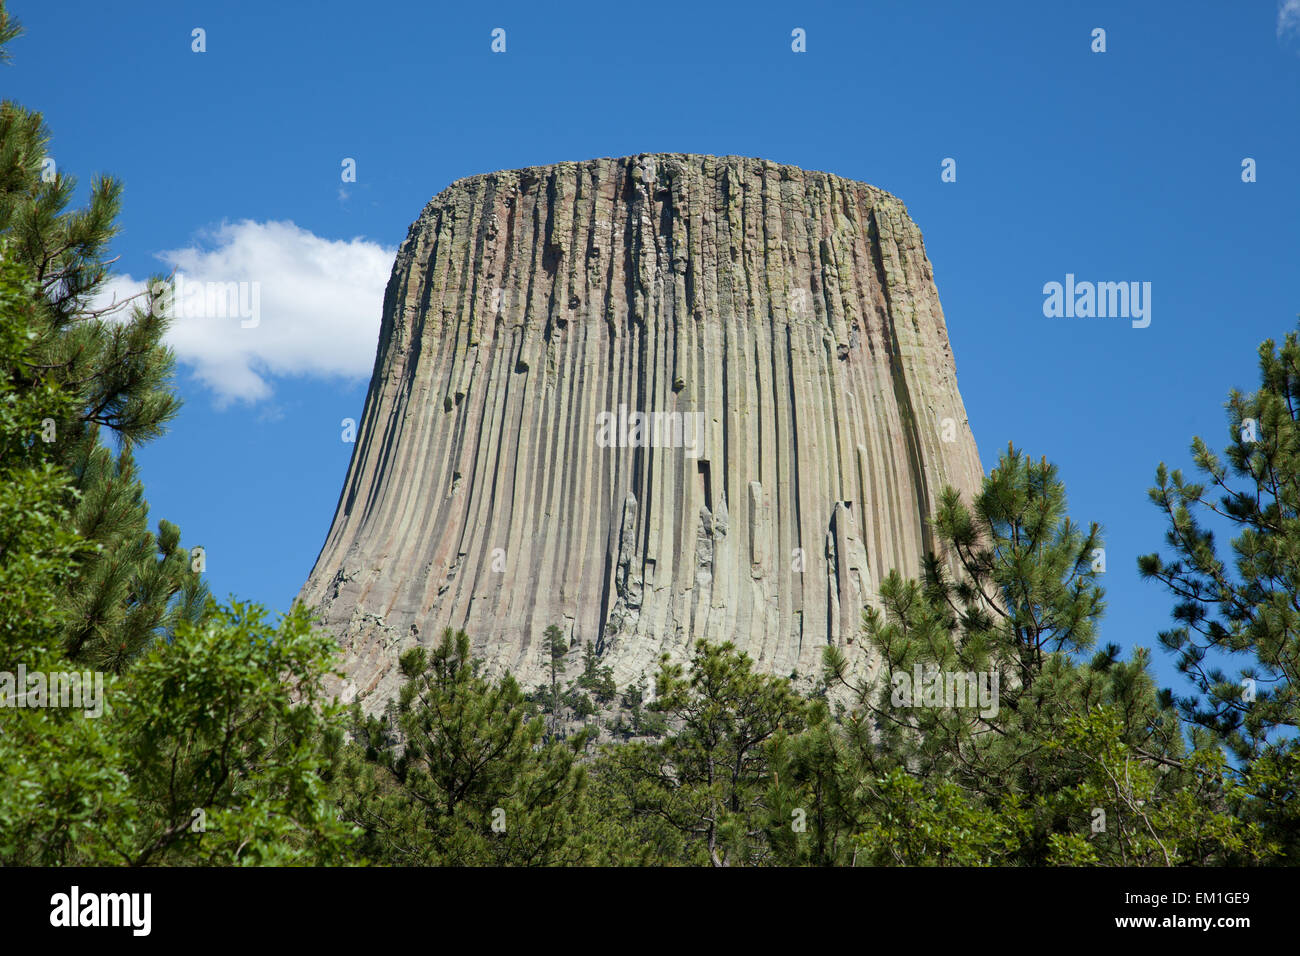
[812,445,1256,865]
[594,642,806,866]
[4,245,353,865]
[0,4,207,668]
[0,244,127,864]
[0,243,78,664]
[541,622,567,737]
[928,442,1107,687]
[577,640,617,704]
[1140,320,1300,861]
[1,7,351,867]
[338,628,593,865]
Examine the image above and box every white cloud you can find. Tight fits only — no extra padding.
[97,220,393,405]
[1281,0,1300,40]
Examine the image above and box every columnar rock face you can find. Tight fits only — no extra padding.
[299,154,985,710]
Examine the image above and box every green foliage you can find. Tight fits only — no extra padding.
[565,687,596,719]
[577,641,617,704]
[850,769,1024,866]
[591,642,806,865]
[0,7,206,667]
[0,56,350,863]
[0,244,79,663]
[0,243,124,866]
[98,601,354,865]
[1141,320,1300,861]
[543,623,567,665]
[929,442,1106,681]
[1139,326,1300,755]
[338,628,593,865]
[0,597,355,866]
[1038,707,1267,866]
[537,622,569,736]
[807,446,1256,866]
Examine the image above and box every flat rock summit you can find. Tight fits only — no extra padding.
[299,153,985,710]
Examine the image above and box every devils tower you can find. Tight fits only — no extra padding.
[299,154,985,710]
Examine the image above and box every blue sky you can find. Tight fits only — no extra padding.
[5,0,1298,693]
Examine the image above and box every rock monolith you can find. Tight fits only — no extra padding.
[299,153,985,710]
